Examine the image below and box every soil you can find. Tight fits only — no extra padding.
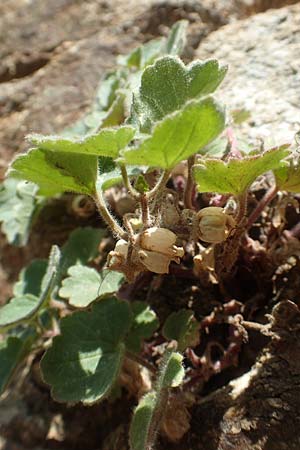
[1,1,300,450]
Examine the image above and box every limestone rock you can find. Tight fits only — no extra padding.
[196,4,300,146]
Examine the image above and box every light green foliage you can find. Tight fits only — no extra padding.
[64,69,128,137]
[0,334,34,394]
[9,149,98,196]
[13,259,48,297]
[274,161,300,193]
[129,350,184,450]
[126,302,159,353]
[29,126,135,159]
[0,246,60,330]
[162,309,200,352]
[118,20,187,70]
[193,145,290,195]
[121,98,225,169]
[129,392,157,450]
[130,55,227,132]
[0,179,43,246]
[41,297,132,404]
[134,174,150,194]
[59,266,124,307]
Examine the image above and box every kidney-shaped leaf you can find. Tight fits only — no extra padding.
[0,246,60,330]
[193,145,290,196]
[9,148,98,196]
[162,309,200,352]
[41,297,132,404]
[130,56,227,132]
[59,265,124,308]
[126,302,159,353]
[121,98,225,169]
[28,126,135,159]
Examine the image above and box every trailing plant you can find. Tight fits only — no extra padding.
[0,20,299,449]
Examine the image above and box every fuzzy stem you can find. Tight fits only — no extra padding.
[120,164,141,200]
[246,184,278,231]
[94,189,127,239]
[146,170,170,200]
[235,191,248,225]
[126,350,157,374]
[141,194,151,228]
[184,155,196,210]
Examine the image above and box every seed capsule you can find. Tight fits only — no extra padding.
[196,207,235,244]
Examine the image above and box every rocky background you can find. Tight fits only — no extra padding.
[1,1,300,449]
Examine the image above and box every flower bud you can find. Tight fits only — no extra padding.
[107,239,129,270]
[196,207,235,244]
[138,227,184,274]
[138,250,171,274]
[140,227,183,258]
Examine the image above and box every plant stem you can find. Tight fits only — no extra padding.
[146,170,170,200]
[126,350,157,374]
[235,191,248,225]
[246,184,278,231]
[120,164,141,200]
[94,189,127,239]
[141,194,151,228]
[184,155,196,210]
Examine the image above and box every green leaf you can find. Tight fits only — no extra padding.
[159,351,185,389]
[9,148,98,196]
[130,56,227,132]
[60,227,105,276]
[0,179,43,246]
[126,302,159,353]
[162,309,200,352]
[134,174,149,194]
[28,126,135,159]
[0,246,60,330]
[129,392,157,450]
[163,20,188,56]
[59,266,124,308]
[274,162,300,193]
[13,259,48,297]
[121,98,225,169]
[129,350,184,450]
[41,297,132,404]
[97,157,143,191]
[193,145,290,196]
[101,92,126,128]
[0,335,34,395]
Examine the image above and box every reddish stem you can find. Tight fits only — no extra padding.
[246,184,278,231]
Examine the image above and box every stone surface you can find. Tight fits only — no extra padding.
[196,3,300,146]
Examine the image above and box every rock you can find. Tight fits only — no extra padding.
[196,3,300,146]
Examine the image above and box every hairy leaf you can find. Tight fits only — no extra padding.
[28,126,135,159]
[274,162,300,193]
[163,309,200,352]
[0,246,60,330]
[9,149,98,196]
[193,145,290,195]
[13,259,48,297]
[59,266,124,307]
[121,98,225,169]
[129,351,184,450]
[0,179,43,246]
[130,56,227,132]
[126,302,159,353]
[41,297,132,404]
